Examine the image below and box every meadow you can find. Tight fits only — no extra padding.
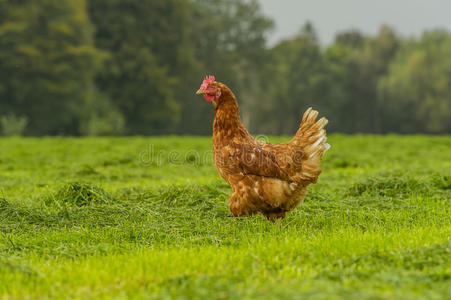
[0,135,450,299]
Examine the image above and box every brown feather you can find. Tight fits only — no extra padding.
[210,82,329,221]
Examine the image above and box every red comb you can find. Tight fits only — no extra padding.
[200,75,215,90]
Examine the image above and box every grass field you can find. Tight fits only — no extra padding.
[0,135,450,299]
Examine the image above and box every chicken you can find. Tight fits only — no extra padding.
[196,75,330,223]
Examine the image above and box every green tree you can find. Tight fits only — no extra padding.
[320,43,355,133]
[88,0,187,134]
[255,23,324,135]
[335,30,364,49]
[379,30,451,133]
[0,0,104,135]
[350,25,399,133]
[185,0,273,134]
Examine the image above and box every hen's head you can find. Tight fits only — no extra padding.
[196,75,222,102]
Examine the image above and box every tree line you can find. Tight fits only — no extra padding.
[0,0,450,136]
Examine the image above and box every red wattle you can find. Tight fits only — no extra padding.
[204,94,215,102]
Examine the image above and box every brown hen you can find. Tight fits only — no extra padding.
[196,76,330,223]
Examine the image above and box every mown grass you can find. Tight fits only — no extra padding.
[0,135,450,299]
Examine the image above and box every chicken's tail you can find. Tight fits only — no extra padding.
[291,107,330,183]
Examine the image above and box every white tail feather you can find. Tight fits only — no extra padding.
[292,107,329,183]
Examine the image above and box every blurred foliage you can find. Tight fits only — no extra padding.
[379,30,451,133]
[0,0,450,135]
[87,0,185,135]
[181,0,274,134]
[0,0,105,135]
[0,114,28,136]
[255,23,324,134]
[79,89,125,136]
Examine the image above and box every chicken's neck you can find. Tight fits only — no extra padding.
[213,95,248,144]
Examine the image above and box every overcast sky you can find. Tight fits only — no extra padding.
[258,0,451,45]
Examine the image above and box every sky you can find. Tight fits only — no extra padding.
[258,0,451,45]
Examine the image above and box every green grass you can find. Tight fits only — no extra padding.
[0,135,450,299]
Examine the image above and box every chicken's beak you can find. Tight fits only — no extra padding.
[196,88,204,95]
